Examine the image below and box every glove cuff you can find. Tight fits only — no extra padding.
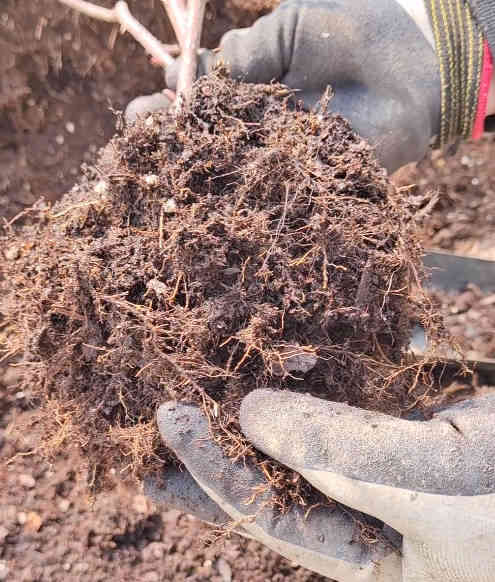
[467,0,495,53]
[424,0,486,146]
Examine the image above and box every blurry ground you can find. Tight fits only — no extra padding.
[1,381,320,582]
[394,136,495,259]
[393,136,495,362]
[2,1,495,580]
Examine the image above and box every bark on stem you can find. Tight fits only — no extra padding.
[161,0,187,47]
[176,0,207,105]
[58,0,175,66]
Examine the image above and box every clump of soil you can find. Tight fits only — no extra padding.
[1,70,441,504]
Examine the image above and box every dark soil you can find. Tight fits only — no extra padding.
[1,70,441,507]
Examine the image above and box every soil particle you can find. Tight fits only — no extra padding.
[18,473,36,489]
[217,557,233,582]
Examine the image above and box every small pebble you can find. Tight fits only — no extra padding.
[65,121,75,134]
[144,174,160,187]
[163,198,177,213]
[94,180,108,196]
[141,542,166,561]
[55,134,65,145]
[4,246,20,261]
[142,572,159,582]
[24,511,42,533]
[133,494,148,514]
[0,526,9,543]
[73,562,89,574]
[17,512,27,525]
[0,561,9,581]
[58,499,70,513]
[461,155,473,167]
[147,278,167,297]
[19,473,36,489]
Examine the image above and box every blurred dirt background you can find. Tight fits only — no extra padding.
[2,0,495,580]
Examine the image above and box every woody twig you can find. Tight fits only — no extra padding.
[58,0,207,105]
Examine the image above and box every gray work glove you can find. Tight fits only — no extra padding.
[147,392,495,581]
[163,0,442,173]
[124,92,173,124]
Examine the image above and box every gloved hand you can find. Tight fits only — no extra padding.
[147,391,495,582]
[164,0,443,173]
[128,0,491,172]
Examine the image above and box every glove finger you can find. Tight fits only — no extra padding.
[145,467,256,540]
[144,467,230,525]
[157,402,401,582]
[241,390,495,496]
[124,92,173,124]
[240,390,495,538]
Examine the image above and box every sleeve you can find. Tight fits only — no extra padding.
[467,0,495,54]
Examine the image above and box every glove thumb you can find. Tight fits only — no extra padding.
[124,92,174,124]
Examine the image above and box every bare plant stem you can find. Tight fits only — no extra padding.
[160,0,187,47]
[175,0,207,105]
[59,0,208,106]
[58,0,175,66]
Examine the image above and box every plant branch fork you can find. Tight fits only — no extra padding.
[58,0,207,102]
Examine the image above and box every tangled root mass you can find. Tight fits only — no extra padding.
[1,70,442,506]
